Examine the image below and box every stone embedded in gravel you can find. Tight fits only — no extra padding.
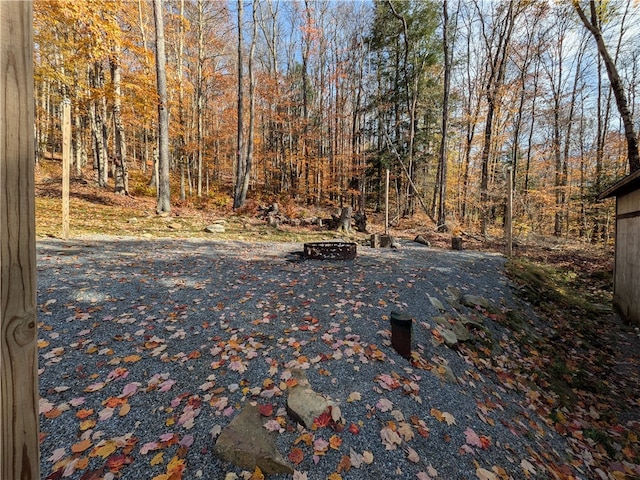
[452,321,472,342]
[446,285,462,302]
[461,294,491,309]
[433,316,449,327]
[437,326,458,347]
[458,314,484,328]
[433,362,459,384]
[286,369,329,429]
[213,404,294,475]
[428,294,446,312]
[204,224,226,233]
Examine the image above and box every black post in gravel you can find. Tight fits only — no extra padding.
[390,311,412,359]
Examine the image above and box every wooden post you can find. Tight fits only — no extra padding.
[62,99,71,240]
[506,165,513,257]
[384,167,390,235]
[1,2,41,479]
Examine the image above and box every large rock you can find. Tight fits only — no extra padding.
[287,369,329,429]
[214,404,293,475]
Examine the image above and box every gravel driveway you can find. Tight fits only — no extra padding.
[37,237,573,480]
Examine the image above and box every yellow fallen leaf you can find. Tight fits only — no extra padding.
[150,452,164,466]
[90,441,117,459]
[249,466,264,480]
[79,419,96,431]
[123,354,141,363]
[119,402,131,417]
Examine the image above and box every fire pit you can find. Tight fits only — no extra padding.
[303,241,357,260]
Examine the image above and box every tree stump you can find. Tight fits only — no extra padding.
[370,233,380,248]
[452,236,463,250]
[337,206,352,233]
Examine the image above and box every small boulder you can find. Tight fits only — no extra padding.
[451,321,471,342]
[428,295,446,313]
[204,224,226,234]
[414,235,431,247]
[214,404,293,475]
[437,326,458,348]
[287,369,329,429]
[461,294,490,310]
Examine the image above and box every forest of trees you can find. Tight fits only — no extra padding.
[33,0,640,241]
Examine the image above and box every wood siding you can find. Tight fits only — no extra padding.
[615,189,640,325]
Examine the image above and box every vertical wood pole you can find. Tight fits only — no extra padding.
[62,99,71,240]
[385,168,390,235]
[506,166,513,257]
[0,1,40,479]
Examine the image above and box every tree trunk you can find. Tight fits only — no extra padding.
[196,0,204,198]
[240,0,257,206]
[574,0,640,172]
[153,0,171,214]
[111,43,128,195]
[233,0,246,209]
[436,0,452,232]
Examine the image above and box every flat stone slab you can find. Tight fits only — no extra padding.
[214,404,293,475]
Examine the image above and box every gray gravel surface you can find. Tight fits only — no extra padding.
[37,236,572,480]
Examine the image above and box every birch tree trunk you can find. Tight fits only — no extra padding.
[153,0,171,214]
[111,43,128,195]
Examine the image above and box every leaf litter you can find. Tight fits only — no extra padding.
[36,237,639,479]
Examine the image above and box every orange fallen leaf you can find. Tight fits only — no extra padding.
[329,434,343,450]
[71,438,93,454]
[76,409,94,420]
[44,408,62,419]
[150,452,164,466]
[337,455,351,473]
[288,447,304,465]
[76,456,90,470]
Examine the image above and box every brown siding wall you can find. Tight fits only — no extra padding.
[615,190,640,325]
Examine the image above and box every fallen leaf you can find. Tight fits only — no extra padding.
[406,446,420,463]
[476,467,498,480]
[249,466,264,480]
[119,402,131,417]
[71,439,93,454]
[288,447,304,465]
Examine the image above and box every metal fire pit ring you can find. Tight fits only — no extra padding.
[303,241,357,260]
